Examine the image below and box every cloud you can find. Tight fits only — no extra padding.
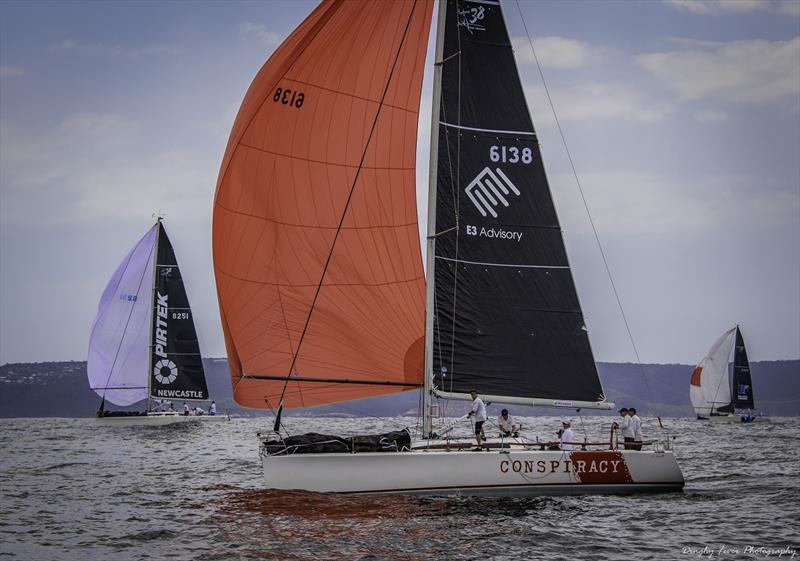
[239,22,281,46]
[550,171,800,235]
[524,83,675,124]
[637,37,800,103]
[0,113,215,227]
[664,0,800,16]
[50,40,171,58]
[512,36,602,68]
[693,110,729,121]
[0,66,24,77]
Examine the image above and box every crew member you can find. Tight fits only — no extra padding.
[613,408,635,449]
[630,407,643,450]
[467,390,487,448]
[560,419,575,450]
[498,409,517,437]
[209,401,217,416]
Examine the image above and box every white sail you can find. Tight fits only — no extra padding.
[690,327,736,417]
[87,225,157,406]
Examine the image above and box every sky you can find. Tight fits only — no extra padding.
[1,0,798,366]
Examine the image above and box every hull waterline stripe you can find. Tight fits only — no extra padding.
[439,121,536,136]
[435,255,570,269]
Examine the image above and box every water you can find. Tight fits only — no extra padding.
[1,416,798,561]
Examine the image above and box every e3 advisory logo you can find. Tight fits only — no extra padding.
[465,167,520,218]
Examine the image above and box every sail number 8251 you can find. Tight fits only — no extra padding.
[273,87,304,108]
[490,145,532,164]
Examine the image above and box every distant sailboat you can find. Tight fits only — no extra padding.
[213,0,683,494]
[691,325,758,423]
[88,218,227,425]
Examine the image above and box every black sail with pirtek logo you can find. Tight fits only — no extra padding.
[427,0,606,404]
[149,221,208,401]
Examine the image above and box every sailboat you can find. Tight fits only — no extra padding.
[690,326,758,423]
[88,218,228,425]
[212,0,683,494]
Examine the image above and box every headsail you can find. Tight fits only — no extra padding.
[150,221,209,402]
[690,327,736,417]
[87,225,157,406]
[426,0,608,407]
[213,0,433,409]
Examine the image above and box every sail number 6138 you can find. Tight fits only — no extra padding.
[490,145,532,164]
[273,87,304,108]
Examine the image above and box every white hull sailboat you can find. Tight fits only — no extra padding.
[261,448,683,496]
[213,0,683,495]
[88,218,227,426]
[691,326,759,423]
[94,411,229,427]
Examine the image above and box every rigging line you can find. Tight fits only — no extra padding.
[275,0,423,407]
[514,0,660,419]
[97,226,157,400]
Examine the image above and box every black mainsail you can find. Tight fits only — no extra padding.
[424,0,608,408]
[731,326,754,410]
[149,221,209,401]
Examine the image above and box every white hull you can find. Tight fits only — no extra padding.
[696,414,758,423]
[95,412,230,426]
[261,447,684,496]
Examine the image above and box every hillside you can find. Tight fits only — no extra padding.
[0,359,797,418]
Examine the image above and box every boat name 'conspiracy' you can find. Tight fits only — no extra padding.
[499,458,623,475]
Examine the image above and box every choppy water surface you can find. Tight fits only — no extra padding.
[1,416,798,561]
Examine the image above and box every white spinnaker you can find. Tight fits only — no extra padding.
[87,225,157,406]
[690,327,736,416]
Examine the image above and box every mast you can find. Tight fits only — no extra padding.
[423,0,448,438]
[146,216,162,410]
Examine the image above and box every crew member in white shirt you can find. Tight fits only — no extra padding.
[498,409,517,437]
[209,401,217,416]
[560,419,575,451]
[467,390,487,448]
[614,408,635,449]
[629,407,643,451]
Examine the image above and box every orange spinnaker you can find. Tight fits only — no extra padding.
[213,0,432,409]
[690,367,703,387]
